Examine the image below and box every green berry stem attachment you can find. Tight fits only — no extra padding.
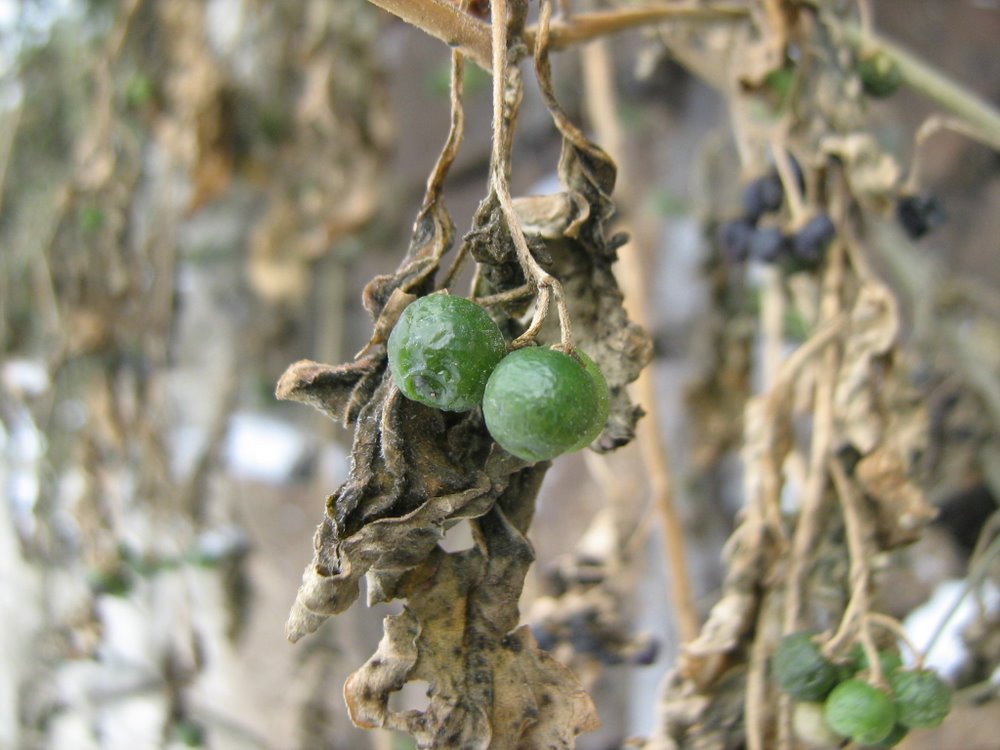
[866,612,925,670]
[488,0,574,353]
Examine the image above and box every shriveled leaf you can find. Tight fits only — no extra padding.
[344,505,598,748]
[856,447,937,548]
[834,284,900,454]
[275,355,385,427]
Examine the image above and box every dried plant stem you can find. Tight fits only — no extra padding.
[529,4,749,51]
[579,31,698,644]
[770,141,805,224]
[760,267,786,388]
[436,51,472,290]
[367,0,492,69]
[866,612,924,668]
[825,459,883,685]
[490,0,571,350]
[365,0,748,72]
[746,594,778,750]
[783,239,844,632]
[474,283,535,307]
[904,113,1000,194]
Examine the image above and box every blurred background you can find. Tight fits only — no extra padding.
[1,1,999,748]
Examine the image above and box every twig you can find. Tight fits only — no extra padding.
[365,0,750,72]
[436,50,471,290]
[527,4,749,52]
[493,0,571,351]
[866,612,924,669]
[579,27,698,643]
[904,114,1000,193]
[366,0,492,69]
[825,459,883,686]
[473,283,535,307]
[782,229,845,632]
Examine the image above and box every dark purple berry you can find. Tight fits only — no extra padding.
[749,226,789,263]
[897,193,945,240]
[742,173,785,221]
[791,214,836,266]
[717,218,755,262]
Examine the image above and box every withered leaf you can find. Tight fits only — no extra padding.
[276,355,385,427]
[834,283,900,454]
[856,446,937,549]
[344,505,598,749]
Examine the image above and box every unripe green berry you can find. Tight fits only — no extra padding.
[387,294,506,412]
[483,347,601,462]
[823,679,897,745]
[772,632,841,701]
[889,669,952,729]
[857,50,902,98]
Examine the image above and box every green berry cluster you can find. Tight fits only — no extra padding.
[387,293,609,461]
[772,632,953,748]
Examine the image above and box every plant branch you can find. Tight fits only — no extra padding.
[366,0,493,69]
[365,0,748,71]
[580,27,698,644]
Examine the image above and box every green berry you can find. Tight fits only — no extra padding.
[772,632,841,701]
[387,294,506,412]
[482,346,601,462]
[857,50,902,98]
[824,679,897,745]
[889,669,952,729]
[569,350,610,451]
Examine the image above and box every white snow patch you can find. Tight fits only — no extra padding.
[2,358,50,396]
[223,412,308,483]
[902,578,1000,680]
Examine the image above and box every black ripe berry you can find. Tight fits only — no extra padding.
[742,172,785,222]
[749,227,789,263]
[897,193,945,240]
[791,214,836,267]
[717,218,755,262]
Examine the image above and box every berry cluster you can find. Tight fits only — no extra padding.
[717,166,836,271]
[387,293,609,462]
[773,632,953,748]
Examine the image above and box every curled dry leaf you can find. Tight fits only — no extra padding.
[344,506,598,748]
[833,283,900,454]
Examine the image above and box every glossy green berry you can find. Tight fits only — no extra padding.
[387,294,506,412]
[889,669,952,729]
[824,679,897,745]
[772,632,841,701]
[569,350,610,451]
[482,346,601,462]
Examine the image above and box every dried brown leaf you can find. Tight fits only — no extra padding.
[833,283,900,454]
[344,506,598,748]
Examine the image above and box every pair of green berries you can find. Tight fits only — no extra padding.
[773,632,952,747]
[386,293,609,462]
